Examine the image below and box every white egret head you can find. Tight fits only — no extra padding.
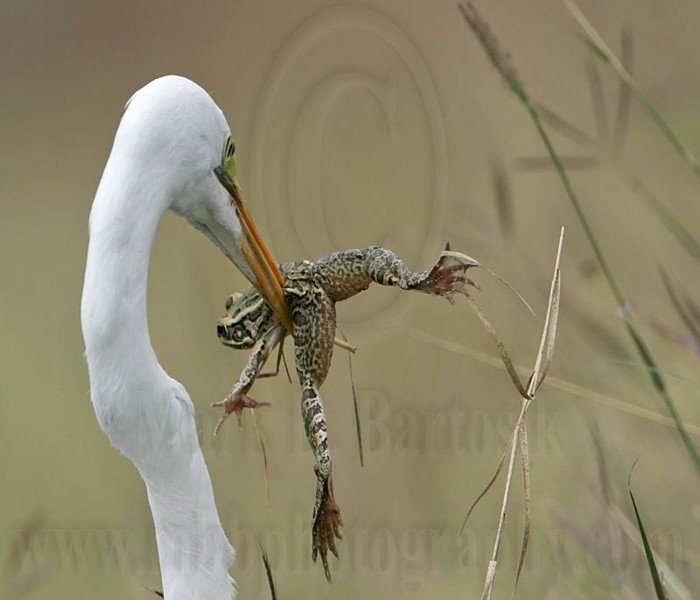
[107,74,252,279]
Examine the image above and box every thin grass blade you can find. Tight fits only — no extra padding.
[533,102,596,147]
[457,0,700,475]
[566,0,700,178]
[586,59,608,140]
[685,294,700,327]
[627,177,700,261]
[261,545,278,600]
[250,410,271,507]
[511,420,531,597]
[515,155,602,171]
[340,328,364,467]
[612,26,633,151]
[611,505,693,599]
[465,295,528,397]
[492,158,515,239]
[658,268,700,344]
[461,436,512,533]
[462,257,535,315]
[622,319,700,472]
[590,423,613,507]
[456,1,527,101]
[393,319,700,432]
[645,315,700,357]
[629,488,668,599]
[532,228,563,393]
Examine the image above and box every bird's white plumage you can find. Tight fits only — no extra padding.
[81,76,244,599]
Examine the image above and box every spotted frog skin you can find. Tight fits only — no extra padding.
[215,246,478,581]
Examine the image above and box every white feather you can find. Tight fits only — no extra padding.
[81,75,244,599]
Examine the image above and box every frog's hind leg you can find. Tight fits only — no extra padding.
[301,386,342,582]
[365,244,480,303]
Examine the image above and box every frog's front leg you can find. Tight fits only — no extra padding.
[314,245,479,304]
[212,324,285,435]
[364,245,479,302]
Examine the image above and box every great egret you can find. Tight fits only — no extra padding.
[80,75,285,599]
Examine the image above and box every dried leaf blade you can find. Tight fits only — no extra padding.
[250,409,271,507]
[461,436,513,534]
[532,227,564,393]
[465,295,528,398]
[511,421,531,597]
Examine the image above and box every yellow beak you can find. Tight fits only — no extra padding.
[214,166,294,335]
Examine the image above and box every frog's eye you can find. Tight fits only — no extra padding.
[232,327,246,342]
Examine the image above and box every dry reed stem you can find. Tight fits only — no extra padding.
[466,295,528,398]
[476,228,563,600]
[386,321,700,436]
[458,0,700,473]
[481,428,519,600]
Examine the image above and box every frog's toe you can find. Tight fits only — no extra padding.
[211,392,270,435]
[415,247,480,300]
[311,478,343,582]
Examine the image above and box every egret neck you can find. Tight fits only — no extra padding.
[81,76,235,599]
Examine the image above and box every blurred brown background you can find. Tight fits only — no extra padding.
[1,1,699,598]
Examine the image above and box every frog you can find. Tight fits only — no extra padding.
[213,245,479,581]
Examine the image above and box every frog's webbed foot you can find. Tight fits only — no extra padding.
[413,247,480,302]
[312,473,343,582]
[211,391,270,435]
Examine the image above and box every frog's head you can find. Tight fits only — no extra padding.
[217,287,276,349]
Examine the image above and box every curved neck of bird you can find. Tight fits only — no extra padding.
[81,157,235,598]
[82,154,166,379]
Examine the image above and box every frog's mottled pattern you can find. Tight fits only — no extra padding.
[216,245,477,581]
[283,260,337,391]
